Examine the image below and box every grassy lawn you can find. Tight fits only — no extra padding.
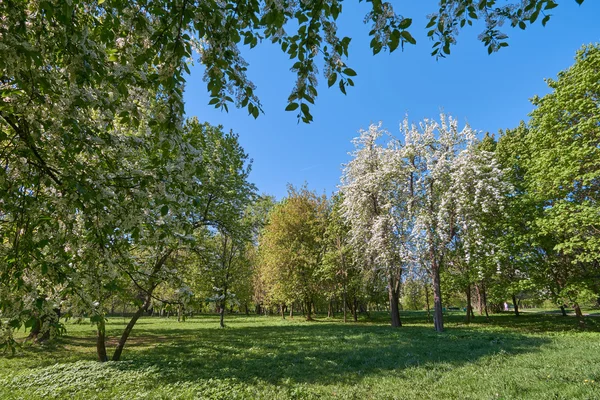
[1,312,599,399]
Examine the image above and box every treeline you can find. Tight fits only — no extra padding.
[1,39,599,362]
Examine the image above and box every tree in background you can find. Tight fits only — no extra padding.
[258,186,327,320]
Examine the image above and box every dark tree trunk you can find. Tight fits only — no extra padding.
[305,300,313,321]
[560,305,567,317]
[476,284,484,316]
[280,303,285,319]
[328,299,334,318]
[245,303,249,316]
[574,303,585,327]
[512,294,520,317]
[353,297,358,322]
[465,285,472,324]
[112,295,152,361]
[28,318,41,341]
[96,319,108,362]
[432,260,444,332]
[482,282,490,319]
[424,282,431,320]
[389,285,402,327]
[220,303,226,328]
[342,284,348,323]
[289,303,294,318]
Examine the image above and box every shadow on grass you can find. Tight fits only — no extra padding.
[12,312,598,388]
[99,320,549,386]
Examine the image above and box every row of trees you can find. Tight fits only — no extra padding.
[254,44,599,331]
[1,0,597,359]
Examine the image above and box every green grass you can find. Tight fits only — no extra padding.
[1,312,599,399]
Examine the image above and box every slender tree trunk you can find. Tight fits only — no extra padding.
[574,303,585,327]
[112,297,150,361]
[512,294,520,317]
[560,305,567,317]
[289,303,294,319]
[389,285,402,327]
[353,297,358,322]
[481,282,490,319]
[305,300,313,321]
[476,284,484,316]
[328,299,334,318]
[465,285,472,324]
[281,303,285,319]
[342,283,348,323]
[220,302,226,328]
[424,282,431,320]
[96,318,108,362]
[432,260,444,332]
[245,303,249,316]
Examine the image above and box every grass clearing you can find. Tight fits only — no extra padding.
[1,312,599,399]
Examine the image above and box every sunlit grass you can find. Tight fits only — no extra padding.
[1,312,599,399]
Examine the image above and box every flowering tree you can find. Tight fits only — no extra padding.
[340,123,414,327]
[340,115,508,331]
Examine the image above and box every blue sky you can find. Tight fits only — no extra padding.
[184,1,599,200]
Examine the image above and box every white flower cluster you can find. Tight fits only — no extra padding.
[340,114,509,279]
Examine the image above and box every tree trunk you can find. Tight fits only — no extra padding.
[28,318,41,341]
[353,297,358,322]
[220,303,226,328]
[389,285,402,327]
[289,303,294,319]
[305,300,313,321]
[245,303,249,316]
[512,294,520,317]
[465,285,472,324]
[560,305,567,317]
[342,283,348,323]
[476,284,484,316]
[328,299,334,318]
[424,282,431,320]
[112,282,159,362]
[481,282,490,319]
[574,303,585,327]
[432,261,444,332]
[96,318,108,362]
[281,303,285,319]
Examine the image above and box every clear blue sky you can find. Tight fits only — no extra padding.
[184,1,599,200]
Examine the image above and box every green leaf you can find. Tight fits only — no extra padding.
[399,18,412,30]
[285,102,299,111]
[401,31,416,45]
[161,205,169,216]
[343,68,357,77]
[328,73,337,87]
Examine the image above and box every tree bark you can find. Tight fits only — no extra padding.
[476,284,484,316]
[389,285,402,327]
[220,302,226,328]
[112,249,172,361]
[289,303,294,318]
[353,297,358,322]
[96,318,108,362]
[112,296,150,361]
[512,294,520,317]
[465,285,472,324]
[304,300,313,321]
[574,303,585,327]
[280,303,285,319]
[432,260,444,332]
[342,283,348,323]
[424,281,431,320]
[560,305,567,317]
[481,282,490,319]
